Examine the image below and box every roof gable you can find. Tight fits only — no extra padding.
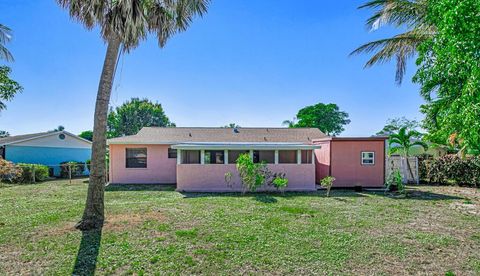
[0,131,92,148]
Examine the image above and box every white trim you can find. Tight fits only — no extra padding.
[177,149,182,165]
[200,150,205,165]
[311,150,315,164]
[224,149,228,164]
[274,150,279,164]
[297,150,301,164]
[171,143,321,150]
[361,151,375,165]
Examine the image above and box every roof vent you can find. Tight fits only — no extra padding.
[189,133,192,137]
[233,127,239,133]
[264,137,267,141]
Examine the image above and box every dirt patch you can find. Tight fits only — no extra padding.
[0,245,50,275]
[104,211,166,231]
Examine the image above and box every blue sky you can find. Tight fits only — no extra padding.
[1,0,424,136]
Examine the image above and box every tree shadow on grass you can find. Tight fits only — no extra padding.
[72,228,102,276]
[105,184,176,192]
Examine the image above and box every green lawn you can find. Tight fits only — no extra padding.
[0,179,479,275]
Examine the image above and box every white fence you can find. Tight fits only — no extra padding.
[386,156,419,184]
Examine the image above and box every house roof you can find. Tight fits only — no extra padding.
[313,136,388,142]
[0,131,92,146]
[108,127,327,145]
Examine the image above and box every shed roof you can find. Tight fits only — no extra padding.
[108,127,327,145]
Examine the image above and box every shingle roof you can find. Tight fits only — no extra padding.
[108,127,327,144]
[0,131,92,146]
[0,132,52,146]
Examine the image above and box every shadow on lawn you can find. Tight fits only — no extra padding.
[106,184,176,192]
[72,228,102,276]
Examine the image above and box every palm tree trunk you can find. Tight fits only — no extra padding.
[76,37,121,231]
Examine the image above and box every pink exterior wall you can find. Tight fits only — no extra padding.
[176,164,316,192]
[314,141,331,183]
[109,144,177,184]
[330,140,385,187]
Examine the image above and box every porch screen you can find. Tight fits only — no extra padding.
[182,150,201,164]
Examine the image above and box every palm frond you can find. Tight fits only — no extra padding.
[359,0,427,30]
[351,29,430,84]
[411,140,428,151]
[0,24,13,62]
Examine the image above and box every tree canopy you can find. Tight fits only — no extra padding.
[108,98,175,138]
[413,0,480,154]
[79,130,93,141]
[0,66,22,111]
[376,117,421,137]
[287,103,350,136]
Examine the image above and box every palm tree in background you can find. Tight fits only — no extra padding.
[389,127,428,182]
[0,24,14,62]
[350,0,434,84]
[282,118,297,128]
[57,0,208,230]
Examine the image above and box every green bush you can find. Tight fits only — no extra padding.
[320,176,336,197]
[272,176,289,191]
[60,161,86,178]
[385,169,405,195]
[15,163,49,183]
[420,155,480,187]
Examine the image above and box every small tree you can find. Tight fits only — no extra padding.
[389,127,428,182]
[320,176,335,197]
[385,169,405,195]
[235,154,265,193]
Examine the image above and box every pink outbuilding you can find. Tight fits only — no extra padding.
[108,127,387,192]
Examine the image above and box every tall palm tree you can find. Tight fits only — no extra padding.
[0,24,14,62]
[351,0,434,84]
[389,126,427,182]
[57,0,208,230]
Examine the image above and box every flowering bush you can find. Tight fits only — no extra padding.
[0,158,21,182]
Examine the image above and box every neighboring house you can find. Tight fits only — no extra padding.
[108,127,387,192]
[0,131,92,176]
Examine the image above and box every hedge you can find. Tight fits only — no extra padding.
[419,155,480,187]
[15,163,50,183]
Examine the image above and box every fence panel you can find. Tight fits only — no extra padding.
[386,156,419,184]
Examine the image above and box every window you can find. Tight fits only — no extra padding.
[168,148,177,158]
[228,150,249,164]
[361,152,375,165]
[253,150,275,164]
[126,148,147,168]
[205,150,225,164]
[301,150,313,164]
[181,150,201,164]
[279,150,297,164]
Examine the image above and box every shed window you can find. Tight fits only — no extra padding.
[228,150,249,164]
[204,150,225,164]
[168,148,177,158]
[279,150,297,164]
[181,150,201,164]
[126,148,147,168]
[361,152,375,165]
[253,150,275,164]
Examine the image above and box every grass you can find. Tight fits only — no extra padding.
[0,179,479,275]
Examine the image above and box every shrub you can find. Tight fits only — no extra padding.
[320,176,335,197]
[0,158,22,182]
[419,155,480,187]
[60,161,86,178]
[272,176,289,192]
[86,159,91,171]
[385,169,405,195]
[15,163,49,183]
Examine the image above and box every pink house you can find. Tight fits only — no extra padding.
[108,127,387,192]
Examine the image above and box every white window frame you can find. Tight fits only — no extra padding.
[361,151,375,165]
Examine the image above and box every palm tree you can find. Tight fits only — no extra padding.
[0,24,13,62]
[389,127,427,182]
[57,0,208,230]
[350,0,434,84]
[282,118,297,128]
